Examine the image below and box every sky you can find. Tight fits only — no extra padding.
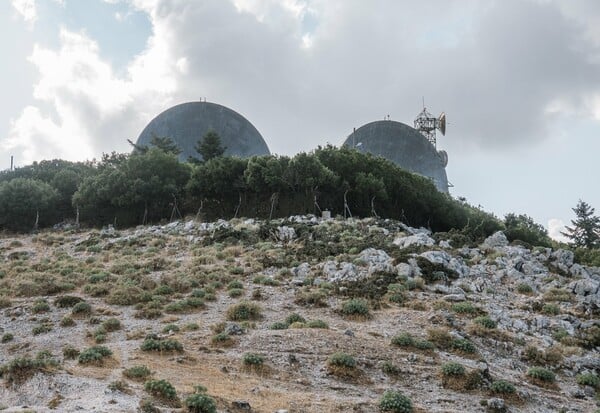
[2,0,600,240]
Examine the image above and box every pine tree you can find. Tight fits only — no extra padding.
[561,200,600,248]
[195,130,226,161]
[127,135,181,156]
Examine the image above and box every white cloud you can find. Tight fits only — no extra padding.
[11,0,37,27]
[548,218,569,243]
[4,24,180,164]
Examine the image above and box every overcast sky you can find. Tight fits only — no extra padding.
[2,0,600,239]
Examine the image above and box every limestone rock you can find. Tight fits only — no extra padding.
[482,231,509,249]
[393,233,435,248]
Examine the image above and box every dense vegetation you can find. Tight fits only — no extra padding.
[0,143,502,237]
[1,137,599,263]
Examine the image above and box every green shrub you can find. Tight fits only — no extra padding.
[451,301,478,314]
[441,362,465,376]
[55,295,84,308]
[32,323,52,335]
[543,288,572,302]
[242,352,264,366]
[227,280,243,290]
[452,338,476,354]
[542,303,560,315]
[124,365,152,380]
[1,333,14,343]
[140,338,183,353]
[269,321,288,330]
[162,323,180,333]
[60,316,76,327]
[340,298,370,319]
[78,345,112,364]
[285,313,306,325]
[576,372,600,388]
[328,352,356,368]
[226,301,262,321]
[210,332,233,346]
[381,361,401,376]
[62,345,80,359]
[516,283,533,294]
[379,390,413,413]
[72,301,92,315]
[185,322,200,331]
[228,288,244,298]
[32,299,50,313]
[190,288,206,298]
[185,393,217,413]
[0,355,58,384]
[527,367,555,383]
[391,332,414,347]
[144,379,178,401]
[102,318,122,332]
[473,316,496,329]
[306,319,329,329]
[490,380,516,394]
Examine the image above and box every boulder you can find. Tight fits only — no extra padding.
[481,231,509,249]
[359,248,393,273]
[551,249,574,271]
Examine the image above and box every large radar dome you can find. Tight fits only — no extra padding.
[343,120,449,193]
[137,102,270,161]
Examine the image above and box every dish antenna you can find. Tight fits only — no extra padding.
[414,103,447,148]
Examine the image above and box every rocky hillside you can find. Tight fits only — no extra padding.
[0,216,598,413]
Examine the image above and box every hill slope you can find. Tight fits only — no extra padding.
[0,217,598,412]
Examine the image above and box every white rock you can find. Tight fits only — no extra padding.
[419,250,452,265]
[443,293,466,302]
[481,231,509,249]
[438,240,452,249]
[293,263,311,280]
[393,233,435,248]
[551,249,574,270]
[396,263,413,278]
[277,226,296,242]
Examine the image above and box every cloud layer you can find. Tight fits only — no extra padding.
[6,0,600,166]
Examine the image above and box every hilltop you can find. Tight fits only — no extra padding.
[0,216,598,413]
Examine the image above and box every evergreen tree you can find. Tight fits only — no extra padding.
[503,213,551,247]
[128,135,181,156]
[195,130,226,161]
[562,200,600,248]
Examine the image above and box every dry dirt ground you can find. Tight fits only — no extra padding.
[0,218,598,413]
